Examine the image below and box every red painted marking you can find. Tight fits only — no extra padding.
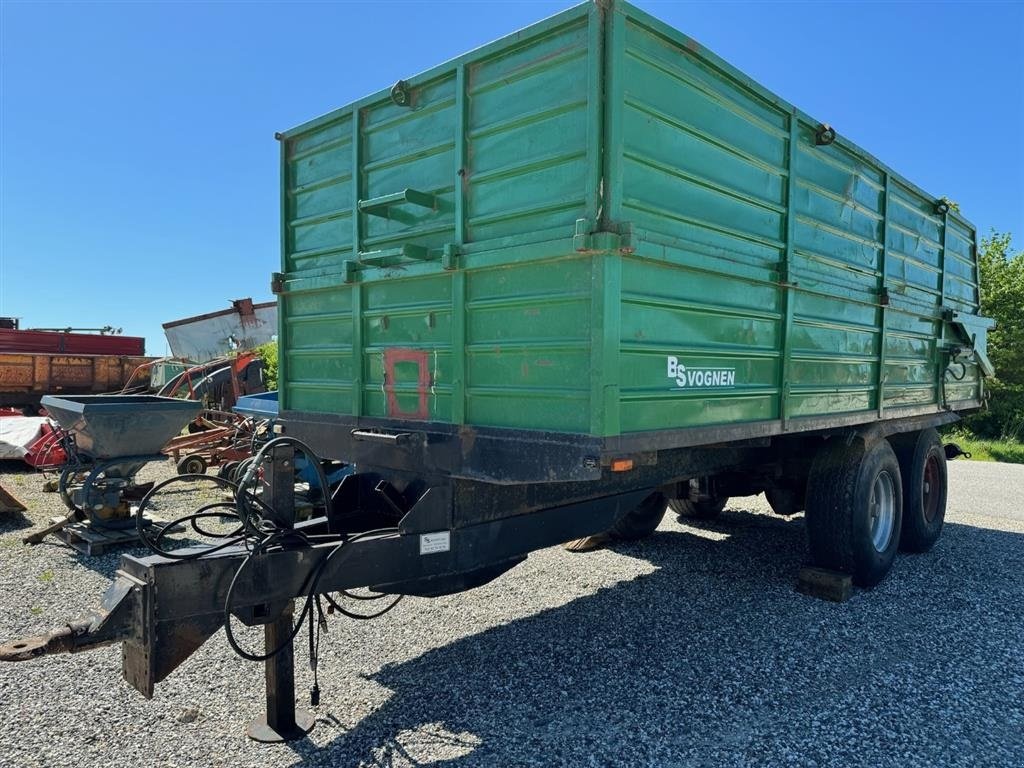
[383,348,431,420]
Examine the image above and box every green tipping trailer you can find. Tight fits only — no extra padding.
[273,0,993,582]
[0,1,995,742]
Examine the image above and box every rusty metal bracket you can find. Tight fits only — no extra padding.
[389,79,412,107]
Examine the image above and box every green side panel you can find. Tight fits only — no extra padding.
[360,274,454,421]
[465,14,596,243]
[279,2,604,420]
[285,114,355,274]
[465,256,593,432]
[615,14,787,269]
[611,1,984,430]
[281,279,355,413]
[361,76,458,256]
[281,1,601,282]
[618,255,781,433]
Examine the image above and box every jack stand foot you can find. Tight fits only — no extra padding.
[247,603,315,743]
[246,710,315,743]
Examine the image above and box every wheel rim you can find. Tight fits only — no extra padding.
[868,470,896,552]
[922,454,940,523]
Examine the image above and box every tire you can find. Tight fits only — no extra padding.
[891,429,947,553]
[805,437,903,588]
[609,492,667,541]
[668,496,727,520]
[177,454,208,475]
[765,484,805,516]
[217,461,240,481]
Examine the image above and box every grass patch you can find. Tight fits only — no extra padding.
[38,569,55,583]
[945,433,1024,464]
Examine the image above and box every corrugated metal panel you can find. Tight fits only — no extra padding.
[163,302,277,363]
[464,257,592,431]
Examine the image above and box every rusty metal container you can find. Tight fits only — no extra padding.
[0,353,153,410]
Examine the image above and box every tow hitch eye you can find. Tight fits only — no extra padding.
[943,443,971,461]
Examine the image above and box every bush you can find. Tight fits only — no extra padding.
[959,232,1024,440]
[254,341,278,391]
[960,381,1024,441]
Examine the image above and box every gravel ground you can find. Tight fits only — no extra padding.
[0,458,1022,768]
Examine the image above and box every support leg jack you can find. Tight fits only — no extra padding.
[246,608,315,743]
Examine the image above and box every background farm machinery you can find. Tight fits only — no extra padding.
[20,395,202,552]
[20,390,343,554]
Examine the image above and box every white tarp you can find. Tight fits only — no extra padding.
[0,417,47,459]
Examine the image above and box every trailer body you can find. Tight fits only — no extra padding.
[0,353,153,410]
[276,0,989,482]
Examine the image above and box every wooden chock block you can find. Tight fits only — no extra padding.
[796,566,853,603]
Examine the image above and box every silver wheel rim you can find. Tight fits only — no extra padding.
[869,470,896,552]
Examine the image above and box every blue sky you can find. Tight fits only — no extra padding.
[2,0,1022,354]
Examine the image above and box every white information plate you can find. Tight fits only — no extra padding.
[419,531,451,555]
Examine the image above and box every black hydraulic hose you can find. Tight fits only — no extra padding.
[223,528,402,661]
[223,530,337,662]
[234,435,332,538]
[134,435,402,675]
[136,474,246,560]
[322,528,405,619]
[149,501,244,547]
[186,503,245,539]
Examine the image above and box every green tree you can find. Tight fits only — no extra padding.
[963,232,1024,439]
[978,232,1024,384]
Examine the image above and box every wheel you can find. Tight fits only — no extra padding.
[80,461,136,529]
[765,484,805,516]
[177,454,208,475]
[891,429,947,553]
[805,437,903,588]
[669,496,727,520]
[217,461,240,481]
[609,492,666,541]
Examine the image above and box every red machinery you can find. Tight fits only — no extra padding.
[0,327,145,357]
